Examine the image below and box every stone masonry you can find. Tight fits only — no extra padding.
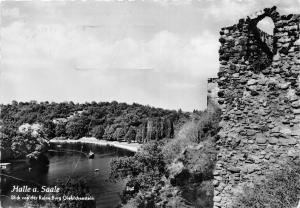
[210,6,300,208]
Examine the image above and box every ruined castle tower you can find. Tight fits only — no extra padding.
[211,6,300,207]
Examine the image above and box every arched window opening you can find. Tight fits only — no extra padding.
[248,16,276,72]
[257,17,275,35]
[256,17,275,56]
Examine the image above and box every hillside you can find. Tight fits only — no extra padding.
[110,102,222,208]
[0,101,190,161]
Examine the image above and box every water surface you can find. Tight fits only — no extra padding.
[1,143,134,208]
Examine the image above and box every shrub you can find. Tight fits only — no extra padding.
[233,160,300,208]
[181,180,214,208]
[110,141,166,181]
[163,122,197,163]
[163,107,221,163]
[56,178,96,208]
[110,141,166,204]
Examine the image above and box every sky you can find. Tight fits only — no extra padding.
[1,0,300,111]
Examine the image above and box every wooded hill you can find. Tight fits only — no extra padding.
[1,101,189,143]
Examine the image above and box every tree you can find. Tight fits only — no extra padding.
[103,125,116,141]
[113,127,128,141]
[10,129,49,160]
[135,122,147,143]
[43,120,56,139]
[0,132,13,161]
[0,101,189,145]
[124,126,136,143]
[65,116,89,140]
[91,125,105,139]
[55,123,66,137]
[110,141,166,203]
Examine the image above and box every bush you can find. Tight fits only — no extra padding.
[163,107,221,163]
[110,141,166,181]
[233,160,300,208]
[163,121,199,163]
[181,180,214,208]
[110,141,166,204]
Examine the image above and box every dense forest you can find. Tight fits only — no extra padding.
[0,101,189,161]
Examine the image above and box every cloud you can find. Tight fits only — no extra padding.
[193,0,300,27]
[2,7,20,18]
[0,19,218,110]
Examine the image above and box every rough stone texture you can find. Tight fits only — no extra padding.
[209,6,300,208]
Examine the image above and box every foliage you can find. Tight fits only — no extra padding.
[181,180,214,208]
[0,132,13,161]
[110,105,221,208]
[193,108,221,143]
[10,129,49,160]
[90,125,105,139]
[110,141,166,203]
[54,178,96,208]
[111,141,166,180]
[124,126,136,143]
[113,127,128,141]
[0,121,49,161]
[1,101,188,143]
[1,100,221,208]
[66,116,89,140]
[43,120,56,138]
[233,160,300,208]
[122,180,194,208]
[54,123,67,137]
[163,107,221,163]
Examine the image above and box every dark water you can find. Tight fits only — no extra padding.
[1,143,134,208]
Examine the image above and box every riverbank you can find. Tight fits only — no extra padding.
[50,137,141,152]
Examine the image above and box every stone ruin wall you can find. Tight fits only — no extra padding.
[209,6,300,208]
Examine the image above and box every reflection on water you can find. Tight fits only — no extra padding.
[1,143,134,208]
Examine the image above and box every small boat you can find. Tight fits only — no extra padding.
[0,163,11,172]
[57,144,62,148]
[94,169,99,172]
[88,150,95,159]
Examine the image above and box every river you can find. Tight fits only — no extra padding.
[0,143,134,208]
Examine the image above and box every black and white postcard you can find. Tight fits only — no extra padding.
[1,1,300,208]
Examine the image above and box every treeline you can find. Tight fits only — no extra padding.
[1,100,189,144]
